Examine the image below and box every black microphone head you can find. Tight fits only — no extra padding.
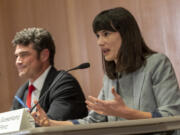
[67,62,90,72]
[78,62,90,69]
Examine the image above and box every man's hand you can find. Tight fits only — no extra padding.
[31,101,50,126]
[31,100,74,126]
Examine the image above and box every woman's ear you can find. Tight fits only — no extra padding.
[40,49,50,62]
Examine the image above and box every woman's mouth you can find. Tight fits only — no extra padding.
[102,48,110,56]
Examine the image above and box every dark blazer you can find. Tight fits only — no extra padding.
[11,67,88,120]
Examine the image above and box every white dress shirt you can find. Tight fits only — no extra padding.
[29,66,51,110]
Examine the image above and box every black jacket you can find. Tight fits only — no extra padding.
[11,67,88,120]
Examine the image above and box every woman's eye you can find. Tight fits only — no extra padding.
[104,32,110,36]
[96,34,100,38]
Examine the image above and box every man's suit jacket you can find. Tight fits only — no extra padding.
[11,67,88,120]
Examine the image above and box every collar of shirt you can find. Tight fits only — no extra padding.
[29,66,51,91]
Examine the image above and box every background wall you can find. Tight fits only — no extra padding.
[0,0,180,112]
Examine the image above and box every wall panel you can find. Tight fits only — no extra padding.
[0,0,179,112]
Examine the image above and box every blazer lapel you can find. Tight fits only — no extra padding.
[132,66,145,109]
[19,82,29,103]
[39,67,59,98]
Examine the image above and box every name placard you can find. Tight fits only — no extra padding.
[0,108,35,134]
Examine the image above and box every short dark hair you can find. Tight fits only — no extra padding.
[93,7,155,79]
[12,27,56,66]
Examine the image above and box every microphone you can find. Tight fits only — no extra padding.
[67,62,90,72]
[29,62,90,113]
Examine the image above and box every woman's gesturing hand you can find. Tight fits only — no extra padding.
[86,87,129,117]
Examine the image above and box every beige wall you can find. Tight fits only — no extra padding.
[0,0,180,112]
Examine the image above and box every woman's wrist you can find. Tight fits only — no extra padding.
[121,107,152,120]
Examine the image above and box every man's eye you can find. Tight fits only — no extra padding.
[20,53,29,58]
[21,54,26,57]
